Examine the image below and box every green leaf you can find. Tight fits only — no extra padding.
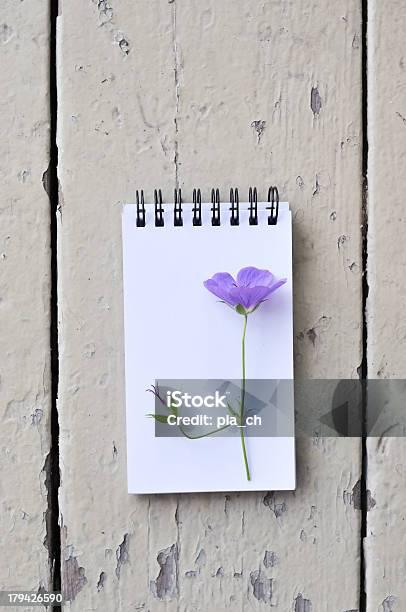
[226,402,238,418]
[168,403,178,416]
[147,413,171,424]
[236,304,247,315]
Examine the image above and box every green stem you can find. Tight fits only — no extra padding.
[240,314,251,481]
[179,424,230,440]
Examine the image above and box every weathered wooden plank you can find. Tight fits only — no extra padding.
[57,2,178,609]
[58,1,363,609]
[0,0,51,594]
[170,2,363,609]
[366,2,406,609]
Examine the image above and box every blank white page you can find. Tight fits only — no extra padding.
[122,200,295,493]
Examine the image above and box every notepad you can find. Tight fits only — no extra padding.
[122,191,295,493]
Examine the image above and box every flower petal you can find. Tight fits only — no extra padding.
[267,277,287,293]
[203,276,239,307]
[229,280,287,310]
[228,286,270,310]
[236,266,275,288]
[204,269,287,312]
[209,272,236,289]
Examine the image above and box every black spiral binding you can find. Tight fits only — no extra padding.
[135,187,280,227]
[267,186,279,225]
[154,189,164,227]
[248,186,258,225]
[192,188,202,226]
[230,188,239,225]
[174,188,183,226]
[211,188,221,226]
[136,190,145,227]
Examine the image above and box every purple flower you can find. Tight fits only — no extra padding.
[203,266,287,314]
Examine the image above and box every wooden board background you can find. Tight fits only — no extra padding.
[4,0,406,610]
[0,0,52,598]
[366,2,406,610]
[57,1,362,610]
